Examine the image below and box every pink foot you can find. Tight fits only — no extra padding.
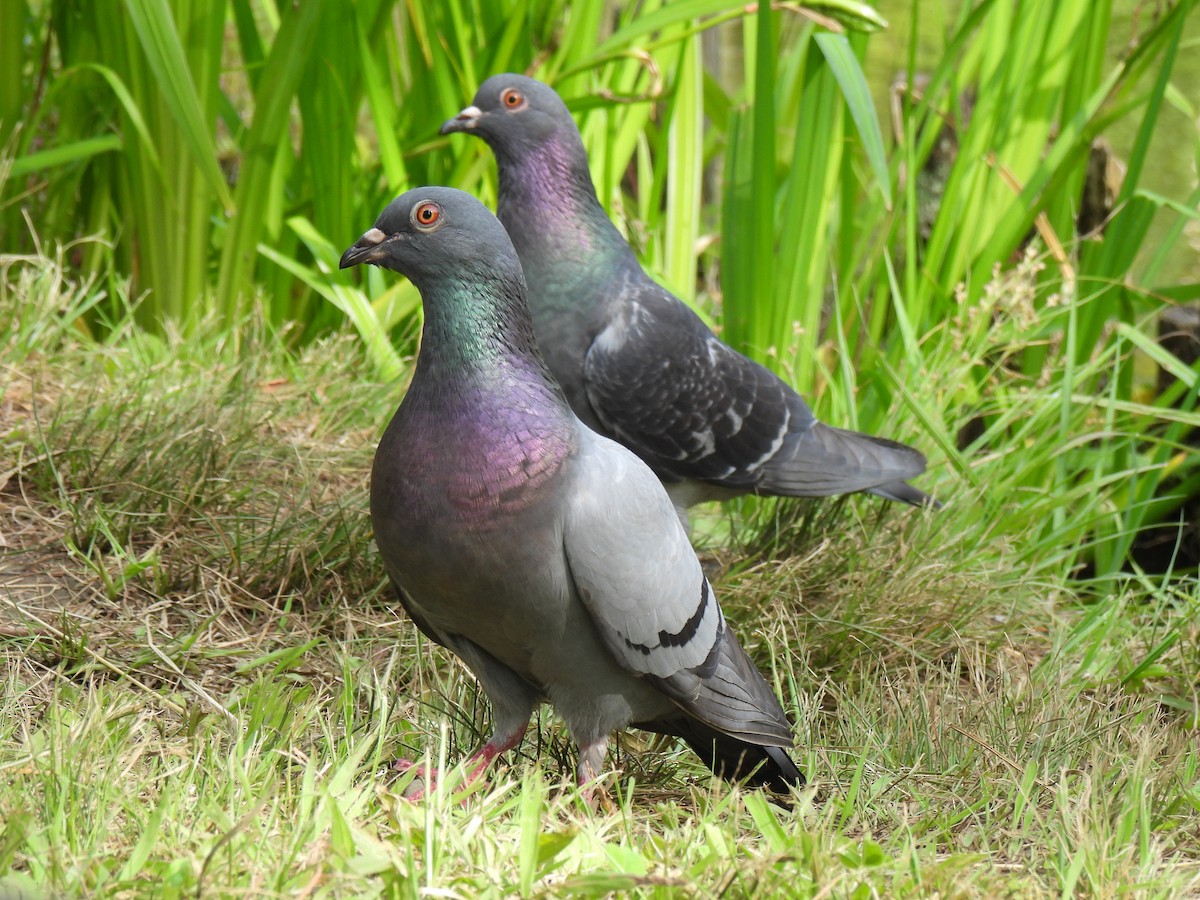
[391,732,521,802]
[576,771,616,813]
[392,759,441,800]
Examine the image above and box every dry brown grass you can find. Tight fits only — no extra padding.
[2,267,1199,898]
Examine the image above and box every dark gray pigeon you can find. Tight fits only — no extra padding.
[441,75,937,520]
[340,186,803,791]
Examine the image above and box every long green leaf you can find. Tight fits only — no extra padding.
[258,239,404,383]
[815,32,891,209]
[10,135,123,177]
[590,0,747,57]
[216,1,324,319]
[809,0,889,31]
[664,33,702,304]
[67,63,164,180]
[121,0,233,212]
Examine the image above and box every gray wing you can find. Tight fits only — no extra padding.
[583,283,932,502]
[563,435,793,746]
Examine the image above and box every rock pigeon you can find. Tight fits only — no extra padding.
[441,74,937,520]
[340,186,803,791]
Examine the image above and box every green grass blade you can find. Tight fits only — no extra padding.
[215,1,324,320]
[120,0,233,212]
[68,63,164,180]
[10,135,123,177]
[721,3,778,359]
[664,32,702,305]
[258,237,404,383]
[356,11,407,191]
[809,0,889,31]
[590,0,747,57]
[776,47,839,390]
[816,32,891,209]
[0,0,26,145]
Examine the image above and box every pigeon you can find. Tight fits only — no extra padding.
[441,74,937,521]
[340,186,803,792]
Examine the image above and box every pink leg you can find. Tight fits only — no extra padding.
[576,737,615,811]
[395,724,527,800]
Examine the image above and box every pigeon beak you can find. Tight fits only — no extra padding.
[440,105,482,135]
[339,227,389,269]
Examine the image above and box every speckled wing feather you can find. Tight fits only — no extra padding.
[583,283,929,499]
[444,73,936,510]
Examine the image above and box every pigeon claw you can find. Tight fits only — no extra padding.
[393,759,439,801]
[391,736,514,803]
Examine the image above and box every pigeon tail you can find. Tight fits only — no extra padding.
[687,735,805,792]
[759,422,936,505]
[867,479,942,509]
[647,623,795,748]
[640,718,805,791]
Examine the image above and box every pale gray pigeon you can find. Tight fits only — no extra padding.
[441,74,937,520]
[340,186,803,791]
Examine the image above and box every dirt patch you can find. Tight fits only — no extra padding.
[0,486,100,635]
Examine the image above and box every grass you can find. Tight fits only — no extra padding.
[6,0,1199,578]
[3,246,1200,897]
[3,3,1200,892]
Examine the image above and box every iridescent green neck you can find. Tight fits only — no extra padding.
[408,271,567,402]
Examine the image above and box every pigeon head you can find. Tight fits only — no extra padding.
[339,186,523,290]
[340,186,549,373]
[439,75,623,265]
[440,74,577,157]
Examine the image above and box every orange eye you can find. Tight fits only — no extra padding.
[501,88,524,109]
[412,201,441,230]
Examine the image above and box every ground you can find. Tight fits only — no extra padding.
[1,303,1198,897]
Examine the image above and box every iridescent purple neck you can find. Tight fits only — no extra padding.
[494,133,636,272]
